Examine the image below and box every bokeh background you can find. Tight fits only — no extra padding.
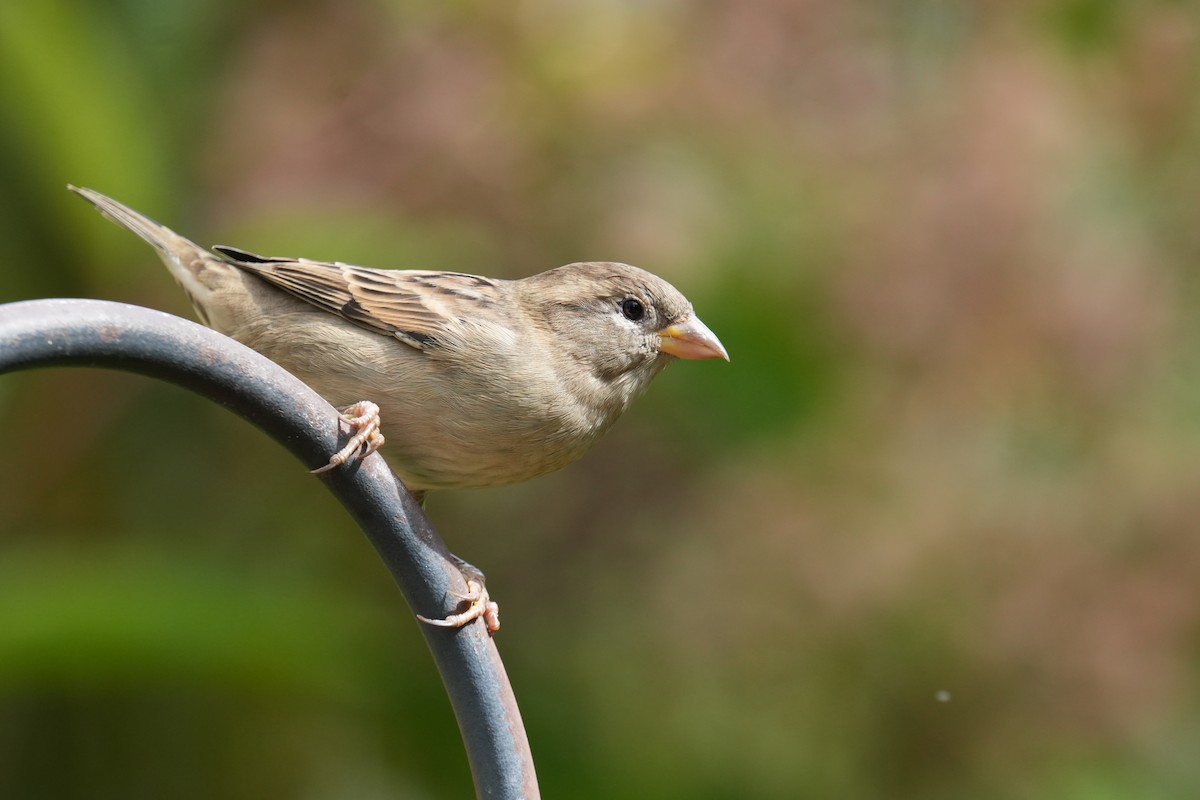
[3,0,1200,797]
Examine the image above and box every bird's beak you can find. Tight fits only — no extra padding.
[658,316,729,361]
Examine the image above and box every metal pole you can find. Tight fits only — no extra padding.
[0,298,538,800]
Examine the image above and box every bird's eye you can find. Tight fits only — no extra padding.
[621,297,645,322]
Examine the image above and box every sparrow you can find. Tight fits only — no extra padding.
[69,186,728,631]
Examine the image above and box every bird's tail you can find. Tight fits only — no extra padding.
[68,186,233,324]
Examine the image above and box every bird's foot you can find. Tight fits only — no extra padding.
[311,400,386,473]
[418,579,501,635]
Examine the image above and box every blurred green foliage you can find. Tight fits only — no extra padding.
[4,0,1200,797]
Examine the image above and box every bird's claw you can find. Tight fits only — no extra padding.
[417,579,501,635]
[311,403,498,634]
[311,400,385,473]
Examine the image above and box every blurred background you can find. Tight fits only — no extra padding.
[3,0,1200,797]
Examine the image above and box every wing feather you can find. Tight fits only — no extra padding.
[212,246,502,350]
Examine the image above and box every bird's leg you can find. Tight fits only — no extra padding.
[310,400,386,473]
[417,555,500,635]
[417,580,500,633]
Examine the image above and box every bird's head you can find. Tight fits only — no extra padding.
[522,261,728,410]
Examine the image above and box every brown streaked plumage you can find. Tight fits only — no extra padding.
[69,186,728,502]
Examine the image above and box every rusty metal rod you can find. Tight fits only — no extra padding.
[0,298,538,800]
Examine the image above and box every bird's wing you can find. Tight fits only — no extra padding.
[212,246,502,351]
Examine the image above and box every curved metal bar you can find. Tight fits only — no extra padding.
[0,298,538,800]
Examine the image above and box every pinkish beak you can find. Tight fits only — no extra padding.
[658,315,729,361]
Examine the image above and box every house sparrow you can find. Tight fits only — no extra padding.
[69,186,728,631]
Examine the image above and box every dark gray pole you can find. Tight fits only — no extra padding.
[0,298,538,800]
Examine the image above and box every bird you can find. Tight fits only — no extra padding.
[69,185,728,631]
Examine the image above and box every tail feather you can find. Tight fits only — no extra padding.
[68,186,193,255]
[68,185,231,323]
